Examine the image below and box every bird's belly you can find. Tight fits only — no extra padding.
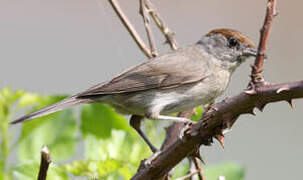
[101,74,229,116]
[160,83,220,114]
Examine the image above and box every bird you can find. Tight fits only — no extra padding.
[11,28,257,153]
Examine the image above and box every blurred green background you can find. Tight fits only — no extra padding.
[1,0,303,179]
[0,87,245,179]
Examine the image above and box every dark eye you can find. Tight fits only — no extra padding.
[228,38,239,48]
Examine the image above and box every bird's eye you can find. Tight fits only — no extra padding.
[228,38,239,48]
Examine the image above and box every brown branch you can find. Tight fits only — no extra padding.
[108,0,153,58]
[176,170,200,180]
[191,157,205,180]
[131,80,303,179]
[140,0,158,57]
[250,0,277,83]
[144,0,179,50]
[37,145,51,180]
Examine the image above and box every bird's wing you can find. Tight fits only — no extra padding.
[78,46,210,97]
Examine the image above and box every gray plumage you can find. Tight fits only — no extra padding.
[11,28,257,152]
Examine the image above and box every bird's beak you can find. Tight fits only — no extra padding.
[242,48,258,57]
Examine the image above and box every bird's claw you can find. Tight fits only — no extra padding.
[179,121,194,141]
[144,150,161,166]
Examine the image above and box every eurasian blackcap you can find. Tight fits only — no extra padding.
[12,28,257,152]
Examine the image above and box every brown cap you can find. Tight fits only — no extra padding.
[206,28,255,48]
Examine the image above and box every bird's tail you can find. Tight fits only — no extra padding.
[11,94,92,124]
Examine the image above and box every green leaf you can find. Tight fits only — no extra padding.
[65,159,136,179]
[13,161,69,180]
[18,109,78,161]
[190,106,203,121]
[17,93,42,109]
[80,130,149,179]
[16,94,67,141]
[65,160,96,178]
[0,87,24,118]
[205,162,245,180]
[0,161,3,180]
[97,159,122,177]
[0,87,24,106]
[80,104,130,139]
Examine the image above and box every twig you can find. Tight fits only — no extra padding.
[107,2,184,179]
[175,170,200,180]
[140,0,158,57]
[192,157,205,180]
[37,145,51,180]
[144,0,179,50]
[250,0,277,83]
[108,0,153,58]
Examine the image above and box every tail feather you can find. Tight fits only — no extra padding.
[11,95,91,124]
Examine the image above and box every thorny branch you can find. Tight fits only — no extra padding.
[37,145,51,180]
[130,0,300,179]
[132,80,303,179]
[250,0,277,84]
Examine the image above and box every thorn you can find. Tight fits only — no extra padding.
[192,150,205,165]
[244,89,257,95]
[248,109,256,116]
[256,104,266,112]
[217,129,224,137]
[286,100,294,109]
[163,39,169,45]
[276,87,290,94]
[164,126,168,133]
[214,134,225,149]
[225,119,233,129]
[250,64,257,69]
[222,97,229,103]
[223,116,238,131]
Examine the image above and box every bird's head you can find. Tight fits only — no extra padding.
[197,28,257,71]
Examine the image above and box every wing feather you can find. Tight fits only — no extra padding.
[78,46,210,97]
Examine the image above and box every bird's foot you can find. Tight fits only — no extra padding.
[205,103,218,113]
[144,150,161,166]
[179,121,194,141]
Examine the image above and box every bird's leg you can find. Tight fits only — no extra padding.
[129,115,158,153]
[146,112,194,141]
[146,114,194,124]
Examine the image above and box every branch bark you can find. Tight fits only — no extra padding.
[37,145,51,180]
